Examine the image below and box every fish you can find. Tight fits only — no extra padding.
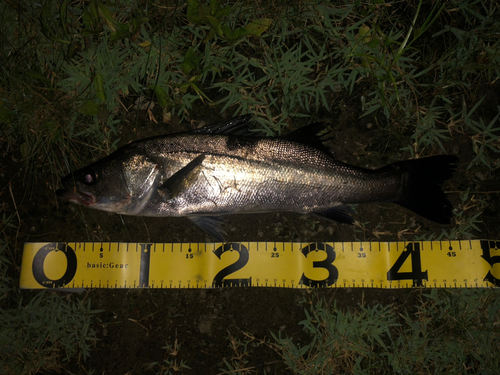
[56,115,458,240]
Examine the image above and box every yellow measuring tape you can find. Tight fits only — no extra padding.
[20,240,500,289]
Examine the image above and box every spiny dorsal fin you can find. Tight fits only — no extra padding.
[191,115,254,136]
[191,116,334,155]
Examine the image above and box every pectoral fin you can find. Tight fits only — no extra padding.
[158,154,205,199]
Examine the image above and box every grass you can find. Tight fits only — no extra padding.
[280,289,500,374]
[0,240,100,374]
[1,0,499,373]
[211,289,500,374]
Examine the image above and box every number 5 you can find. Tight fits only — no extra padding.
[481,240,500,287]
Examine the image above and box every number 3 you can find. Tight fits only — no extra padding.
[299,243,338,287]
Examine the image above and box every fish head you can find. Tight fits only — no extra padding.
[57,148,161,215]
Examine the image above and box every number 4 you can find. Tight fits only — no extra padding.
[387,243,428,287]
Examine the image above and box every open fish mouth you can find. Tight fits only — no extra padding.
[56,188,96,206]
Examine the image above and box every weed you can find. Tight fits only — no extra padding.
[389,289,500,374]
[0,243,101,374]
[253,290,500,374]
[414,188,488,241]
[147,337,191,375]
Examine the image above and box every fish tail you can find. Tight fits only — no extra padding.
[388,155,458,224]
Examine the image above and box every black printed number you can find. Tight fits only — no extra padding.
[387,243,428,287]
[32,243,77,288]
[481,240,500,287]
[212,243,251,287]
[299,243,338,287]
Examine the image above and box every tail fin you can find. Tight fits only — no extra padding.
[388,155,458,224]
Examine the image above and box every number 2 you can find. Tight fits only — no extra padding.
[212,243,251,287]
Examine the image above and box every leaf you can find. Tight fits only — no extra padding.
[187,0,200,23]
[181,47,198,76]
[207,15,223,38]
[137,40,151,47]
[78,100,100,115]
[229,18,272,42]
[39,3,70,44]
[110,23,130,42]
[187,0,210,25]
[131,16,149,33]
[231,26,251,42]
[358,24,370,38]
[210,0,230,19]
[20,142,30,159]
[367,38,380,48]
[94,72,106,103]
[243,18,272,37]
[60,0,70,37]
[97,2,116,32]
[25,72,50,83]
[82,6,97,31]
[89,0,99,18]
[0,104,11,124]
[215,6,231,19]
[209,0,222,15]
[148,85,170,107]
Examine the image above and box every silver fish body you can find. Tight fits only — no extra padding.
[57,116,457,240]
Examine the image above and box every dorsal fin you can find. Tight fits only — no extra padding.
[190,116,333,155]
[284,121,333,155]
[191,115,254,136]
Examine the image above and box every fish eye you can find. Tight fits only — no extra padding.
[81,169,97,185]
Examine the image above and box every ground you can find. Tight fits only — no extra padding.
[10,96,500,374]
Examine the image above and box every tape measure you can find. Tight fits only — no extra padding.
[20,240,500,289]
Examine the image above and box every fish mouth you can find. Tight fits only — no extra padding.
[56,188,96,206]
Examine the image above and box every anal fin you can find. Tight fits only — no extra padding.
[313,205,355,224]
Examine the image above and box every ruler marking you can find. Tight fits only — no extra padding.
[139,243,151,287]
[19,240,499,289]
